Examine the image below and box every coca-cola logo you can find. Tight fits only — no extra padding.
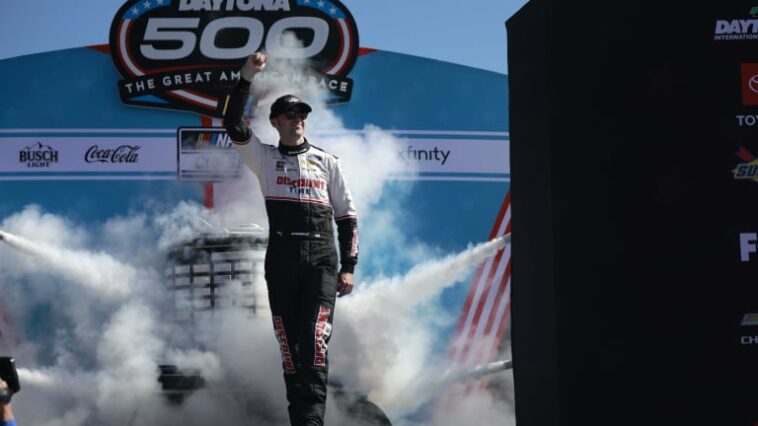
[85,145,141,163]
[109,0,359,117]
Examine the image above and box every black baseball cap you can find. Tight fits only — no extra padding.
[269,95,312,118]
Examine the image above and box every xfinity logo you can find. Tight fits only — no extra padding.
[19,142,59,168]
[397,146,452,166]
[85,145,141,163]
[740,233,758,261]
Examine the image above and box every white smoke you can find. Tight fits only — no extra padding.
[0,202,512,424]
[213,33,415,239]
[0,207,136,299]
[330,237,509,414]
[425,387,515,426]
[0,231,135,299]
[0,33,514,426]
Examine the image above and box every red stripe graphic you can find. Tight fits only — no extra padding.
[457,219,512,365]
[314,306,331,367]
[738,146,755,162]
[448,190,512,376]
[165,89,218,111]
[452,191,510,337]
[482,256,512,337]
[325,19,347,73]
[203,183,214,209]
[273,316,296,373]
[87,44,110,55]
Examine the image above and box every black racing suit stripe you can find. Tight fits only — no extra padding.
[223,78,253,144]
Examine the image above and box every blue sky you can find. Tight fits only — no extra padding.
[0,0,528,74]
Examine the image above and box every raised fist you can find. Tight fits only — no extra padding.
[241,52,267,81]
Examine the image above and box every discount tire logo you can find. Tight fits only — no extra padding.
[109,0,359,117]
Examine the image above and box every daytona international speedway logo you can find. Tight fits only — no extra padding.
[109,0,359,117]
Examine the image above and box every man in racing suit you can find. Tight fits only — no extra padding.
[223,52,358,426]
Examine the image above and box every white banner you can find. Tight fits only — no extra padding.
[392,137,510,174]
[0,129,509,182]
[0,132,176,180]
[316,130,511,182]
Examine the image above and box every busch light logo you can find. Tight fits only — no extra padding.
[19,142,59,168]
[85,145,141,163]
[109,0,359,117]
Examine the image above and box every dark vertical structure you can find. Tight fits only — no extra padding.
[508,1,758,425]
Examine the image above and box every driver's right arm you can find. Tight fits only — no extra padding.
[223,53,267,176]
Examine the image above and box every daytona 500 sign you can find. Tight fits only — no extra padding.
[109,0,359,117]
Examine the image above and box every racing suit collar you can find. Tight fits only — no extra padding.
[278,139,310,156]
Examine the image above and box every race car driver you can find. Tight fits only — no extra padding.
[223,52,358,426]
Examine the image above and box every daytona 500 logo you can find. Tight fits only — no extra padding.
[109,0,359,117]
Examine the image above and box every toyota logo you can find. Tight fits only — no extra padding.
[749,74,758,94]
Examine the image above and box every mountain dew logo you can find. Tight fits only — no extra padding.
[734,146,758,182]
[109,0,359,117]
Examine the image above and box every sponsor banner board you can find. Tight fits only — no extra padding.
[389,136,510,180]
[178,127,241,181]
[0,129,509,182]
[177,128,511,182]
[317,130,510,181]
[0,132,176,180]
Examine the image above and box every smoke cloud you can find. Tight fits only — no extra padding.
[0,211,513,424]
[330,237,510,415]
